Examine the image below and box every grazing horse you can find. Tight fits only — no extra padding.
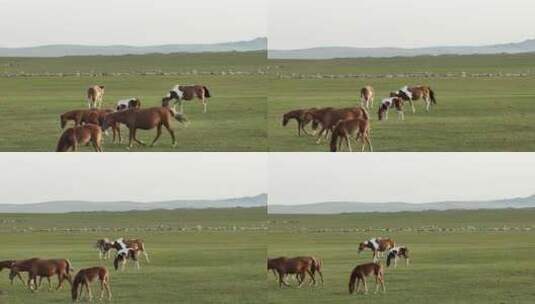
[378,97,405,121]
[111,238,150,263]
[113,248,140,271]
[0,260,15,272]
[71,267,112,302]
[162,84,212,113]
[56,124,103,152]
[309,107,368,144]
[116,98,141,111]
[10,258,73,291]
[360,86,375,109]
[348,263,385,295]
[267,257,315,288]
[295,256,324,286]
[87,85,105,109]
[102,107,188,149]
[358,238,396,262]
[96,239,115,260]
[386,246,410,268]
[391,85,436,113]
[282,108,316,136]
[329,116,372,153]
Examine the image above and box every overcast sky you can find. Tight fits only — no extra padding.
[0,153,267,204]
[0,0,266,47]
[269,153,535,205]
[269,0,535,49]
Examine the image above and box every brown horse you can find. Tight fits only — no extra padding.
[87,85,105,109]
[348,263,385,295]
[295,256,324,286]
[2,258,40,286]
[282,108,316,136]
[267,257,315,288]
[56,124,103,152]
[71,267,111,302]
[162,84,212,113]
[81,109,123,143]
[391,85,436,113]
[360,86,375,109]
[358,238,396,262]
[386,246,410,268]
[0,260,16,272]
[10,258,73,291]
[310,107,368,144]
[378,97,405,121]
[102,107,187,149]
[329,117,372,152]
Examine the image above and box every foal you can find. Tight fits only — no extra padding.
[329,117,372,152]
[386,246,410,268]
[56,124,103,152]
[282,108,316,136]
[378,97,405,121]
[71,267,112,302]
[96,239,115,260]
[348,263,385,295]
[310,107,367,144]
[358,238,396,262]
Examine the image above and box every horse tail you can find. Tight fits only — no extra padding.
[429,88,437,104]
[71,272,83,301]
[330,128,340,152]
[348,268,358,294]
[203,86,211,98]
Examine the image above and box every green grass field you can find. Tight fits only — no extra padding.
[267,209,535,303]
[0,208,267,304]
[269,53,535,151]
[0,52,267,151]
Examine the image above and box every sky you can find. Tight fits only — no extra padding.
[0,0,267,47]
[269,153,535,205]
[0,153,267,204]
[269,0,535,49]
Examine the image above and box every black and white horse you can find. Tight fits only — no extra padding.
[95,238,114,260]
[116,98,141,111]
[162,84,211,114]
[378,97,405,121]
[386,246,410,268]
[113,248,140,271]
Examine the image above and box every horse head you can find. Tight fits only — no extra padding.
[358,242,367,253]
[282,114,289,126]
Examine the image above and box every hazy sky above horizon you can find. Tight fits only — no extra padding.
[269,0,535,49]
[0,0,266,47]
[0,153,267,204]
[269,154,535,205]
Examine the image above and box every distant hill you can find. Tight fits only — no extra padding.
[269,39,535,59]
[0,194,267,213]
[269,194,535,214]
[0,37,267,58]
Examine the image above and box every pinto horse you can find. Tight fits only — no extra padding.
[282,108,316,136]
[102,107,188,149]
[348,262,385,295]
[360,86,375,109]
[358,238,396,262]
[267,257,315,288]
[71,267,112,302]
[113,248,140,271]
[96,239,115,260]
[391,85,436,113]
[56,124,103,152]
[162,84,212,114]
[116,98,141,111]
[111,238,150,263]
[329,116,372,153]
[87,85,105,109]
[309,107,368,144]
[386,246,410,268]
[378,97,405,121]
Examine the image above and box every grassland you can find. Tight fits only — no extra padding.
[269,53,535,151]
[0,208,267,304]
[0,52,267,151]
[267,208,535,303]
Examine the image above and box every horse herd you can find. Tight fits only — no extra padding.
[56,84,211,152]
[0,237,148,302]
[268,237,410,296]
[282,85,437,152]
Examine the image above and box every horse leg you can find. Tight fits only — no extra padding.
[425,98,431,112]
[410,99,416,113]
[355,278,361,294]
[143,250,150,263]
[306,269,316,287]
[374,275,380,294]
[345,134,352,152]
[363,278,368,295]
[180,101,184,114]
[316,128,326,144]
[105,280,112,300]
[132,128,146,146]
[202,95,207,113]
[297,121,301,136]
[162,119,176,147]
[398,110,404,121]
[150,124,162,147]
